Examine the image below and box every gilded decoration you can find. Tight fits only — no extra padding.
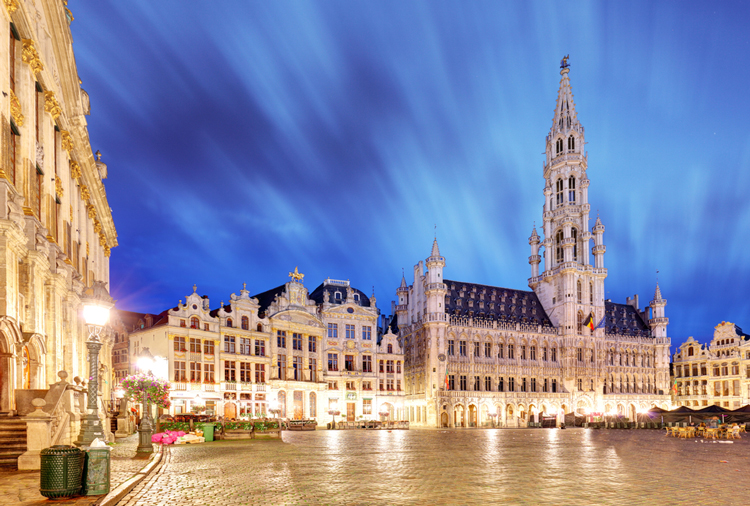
[60,130,74,152]
[80,184,90,200]
[93,219,102,234]
[55,177,63,198]
[44,91,62,120]
[87,204,96,219]
[9,89,24,127]
[70,160,81,179]
[69,205,73,221]
[4,0,18,15]
[86,242,89,256]
[98,233,106,247]
[21,39,44,74]
[288,266,304,282]
[103,245,110,257]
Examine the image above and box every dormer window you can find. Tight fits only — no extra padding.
[227,318,233,328]
[354,294,360,303]
[335,291,342,301]
[241,316,249,330]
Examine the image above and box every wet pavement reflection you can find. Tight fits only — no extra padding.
[119,428,750,505]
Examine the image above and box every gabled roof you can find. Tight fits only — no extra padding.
[604,301,651,338]
[444,280,554,328]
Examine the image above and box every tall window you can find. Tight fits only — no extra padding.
[568,135,575,151]
[308,336,317,353]
[345,355,355,371]
[508,344,515,359]
[459,375,467,390]
[509,377,515,392]
[277,331,286,348]
[239,338,251,355]
[292,333,302,350]
[190,338,201,353]
[226,318,233,328]
[240,362,252,382]
[485,376,492,391]
[254,339,265,356]
[448,340,455,356]
[174,361,186,382]
[484,342,492,357]
[577,280,582,304]
[498,377,504,392]
[225,336,236,354]
[293,357,303,380]
[277,355,286,380]
[189,362,201,382]
[521,345,526,360]
[362,355,372,373]
[577,311,584,332]
[203,340,214,355]
[521,378,527,392]
[396,361,401,373]
[327,353,338,371]
[543,347,547,361]
[255,364,265,383]
[449,375,456,390]
[568,176,576,202]
[531,378,537,392]
[590,282,594,304]
[556,230,563,264]
[498,343,504,359]
[379,360,384,373]
[571,228,578,261]
[552,379,557,393]
[174,336,186,352]
[328,323,338,338]
[556,138,563,154]
[474,342,480,357]
[556,179,563,205]
[309,358,317,381]
[345,324,355,339]
[387,343,393,354]
[190,317,199,329]
[241,316,249,330]
[459,341,467,356]
[362,326,372,340]
[224,361,235,382]
[551,347,557,362]
[577,348,583,362]
[530,346,536,361]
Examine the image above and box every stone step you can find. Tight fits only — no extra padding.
[0,445,26,453]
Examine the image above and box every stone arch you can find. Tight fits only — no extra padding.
[22,332,46,388]
[453,403,466,427]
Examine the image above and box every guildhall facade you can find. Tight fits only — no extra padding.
[394,61,672,428]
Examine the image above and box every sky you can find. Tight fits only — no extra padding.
[70,1,750,348]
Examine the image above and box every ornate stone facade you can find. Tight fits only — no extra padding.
[395,61,671,428]
[672,322,750,409]
[0,0,116,419]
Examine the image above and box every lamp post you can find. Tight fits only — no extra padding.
[75,281,114,447]
[136,348,155,454]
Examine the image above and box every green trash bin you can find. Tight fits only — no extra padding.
[82,447,111,496]
[202,423,215,442]
[40,445,84,499]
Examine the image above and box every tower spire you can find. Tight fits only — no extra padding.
[552,56,579,136]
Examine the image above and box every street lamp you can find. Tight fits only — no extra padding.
[75,281,114,447]
[136,348,155,453]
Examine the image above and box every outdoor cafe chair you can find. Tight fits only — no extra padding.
[727,428,740,440]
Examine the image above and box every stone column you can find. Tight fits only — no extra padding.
[18,398,52,470]
[115,398,132,438]
[75,340,104,446]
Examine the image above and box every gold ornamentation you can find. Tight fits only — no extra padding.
[9,89,24,127]
[86,242,89,256]
[44,91,61,120]
[93,219,102,234]
[60,130,74,152]
[99,233,106,247]
[103,245,111,257]
[87,204,96,219]
[55,177,63,198]
[70,160,81,179]
[4,0,18,15]
[70,205,73,221]
[288,266,304,282]
[80,184,90,200]
[21,39,44,74]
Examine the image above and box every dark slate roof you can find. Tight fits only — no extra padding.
[251,284,287,317]
[444,280,553,328]
[604,301,652,337]
[308,283,370,307]
[209,304,232,318]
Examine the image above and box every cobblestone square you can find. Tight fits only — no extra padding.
[118,428,750,505]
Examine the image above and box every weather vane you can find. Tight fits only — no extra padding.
[560,55,570,69]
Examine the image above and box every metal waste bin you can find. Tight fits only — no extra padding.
[40,445,84,499]
[201,423,215,442]
[82,447,111,496]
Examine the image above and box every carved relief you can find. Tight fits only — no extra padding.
[60,130,74,152]
[80,184,90,200]
[9,89,24,126]
[21,39,44,74]
[70,160,81,179]
[93,219,101,234]
[44,91,62,120]
[103,245,110,257]
[87,203,96,219]
[4,0,18,15]
[99,233,106,247]
[55,177,63,198]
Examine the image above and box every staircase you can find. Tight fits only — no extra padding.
[0,417,27,470]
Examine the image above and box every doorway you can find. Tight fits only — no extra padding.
[441,412,449,427]
[347,402,355,422]
[224,402,237,419]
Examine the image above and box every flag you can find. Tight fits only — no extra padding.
[672,378,678,394]
[595,316,606,329]
[584,313,594,331]
[444,369,450,390]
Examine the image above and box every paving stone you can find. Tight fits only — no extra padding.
[114,429,750,505]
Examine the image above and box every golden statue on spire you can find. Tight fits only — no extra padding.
[289,266,304,282]
[560,54,570,69]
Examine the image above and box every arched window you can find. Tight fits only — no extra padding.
[571,228,578,261]
[335,291,342,301]
[556,138,563,154]
[688,347,694,356]
[190,317,199,329]
[257,323,263,332]
[568,176,576,203]
[577,311,583,332]
[241,316,249,330]
[577,280,582,304]
[589,282,594,304]
[568,135,575,151]
[226,318,233,328]
[555,230,563,264]
[387,343,393,354]
[556,179,563,205]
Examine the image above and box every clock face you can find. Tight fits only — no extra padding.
[347,308,354,313]
[438,353,446,362]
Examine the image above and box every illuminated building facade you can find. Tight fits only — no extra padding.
[672,322,750,409]
[395,61,671,428]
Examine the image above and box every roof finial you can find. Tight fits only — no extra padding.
[560,54,570,69]
[192,284,197,293]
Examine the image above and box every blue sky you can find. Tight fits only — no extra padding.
[71,1,750,347]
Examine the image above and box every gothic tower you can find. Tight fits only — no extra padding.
[529,58,607,392]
